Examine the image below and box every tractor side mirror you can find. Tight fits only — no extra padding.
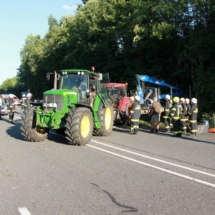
[97,73,103,81]
[46,72,50,81]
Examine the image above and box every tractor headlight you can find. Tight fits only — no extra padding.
[43,102,58,108]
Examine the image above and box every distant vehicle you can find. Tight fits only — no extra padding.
[8,94,21,105]
[135,74,184,114]
[0,98,8,115]
[101,82,131,124]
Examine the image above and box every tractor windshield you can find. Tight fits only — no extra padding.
[60,74,88,90]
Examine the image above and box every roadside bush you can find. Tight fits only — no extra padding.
[201,112,215,128]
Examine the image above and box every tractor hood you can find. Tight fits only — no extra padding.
[43,89,79,110]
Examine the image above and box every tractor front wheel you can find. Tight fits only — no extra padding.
[65,108,93,146]
[20,107,48,142]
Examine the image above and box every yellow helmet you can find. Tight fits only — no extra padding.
[173,97,179,103]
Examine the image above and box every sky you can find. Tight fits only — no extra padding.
[0,0,83,85]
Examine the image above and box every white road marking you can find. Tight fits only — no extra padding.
[91,140,215,178]
[88,144,215,188]
[14,118,215,188]
[18,207,32,215]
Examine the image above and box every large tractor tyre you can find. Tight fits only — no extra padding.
[65,108,93,146]
[55,128,66,135]
[97,105,114,136]
[20,107,48,142]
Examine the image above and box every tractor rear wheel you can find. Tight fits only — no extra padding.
[97,105,114,136]
[65,108,93,146]
[20,107,48,142]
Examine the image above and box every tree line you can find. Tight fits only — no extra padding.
[0,0,214,113]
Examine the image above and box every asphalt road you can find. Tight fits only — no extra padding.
[0,113,215,215]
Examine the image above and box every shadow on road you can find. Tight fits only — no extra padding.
[4,116,68,145]
[48,131,71,145]
[5,120,24,141]
[113,125,215,145]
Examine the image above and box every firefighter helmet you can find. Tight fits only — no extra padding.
[27,93,32,98]
[135,95,140,101]
[185,98,190,103]
[191,98,197,104]
[173,97,179,103]
[165,94,170,100]
[180,97,185,102]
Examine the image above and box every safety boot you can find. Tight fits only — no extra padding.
[134,129,139,135]
[129,130,134,134]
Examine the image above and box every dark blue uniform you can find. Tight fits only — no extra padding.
[188,104,198,135]
[171,102,182,137]
[163,99,171,132]
[180,103,188,132]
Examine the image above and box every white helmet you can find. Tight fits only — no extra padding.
[27,93,32,98]
[8,94,13,98]
[191,98,197,104]
[135,95,140,101]
[180,97,185,102]
[165,94,170,100]
[185,98,190,103]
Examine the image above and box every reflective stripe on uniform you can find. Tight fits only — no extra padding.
[163,116,169,119]
[173,117,179,120]
[131,119,139,122]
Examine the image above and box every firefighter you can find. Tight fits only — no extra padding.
[8,94,15,124]
[185,98,191,116]
[26,93,32,109]
[162,94,171,132]
[23,93,32,111]
[188,98,198,135]
[170,97,182,137]
[129,95,141,134]
[179,98,188,133]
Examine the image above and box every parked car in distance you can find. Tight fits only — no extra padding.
[0,98,8,115]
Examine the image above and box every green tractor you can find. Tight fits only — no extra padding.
[20,69,114,146]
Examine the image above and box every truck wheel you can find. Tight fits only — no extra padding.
[65,108,93,146]
[97,105,114,136]
[20,107,48,142]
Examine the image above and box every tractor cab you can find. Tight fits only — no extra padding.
[60,72,89,103]
[102,83,127,111]
[45,69,103,107]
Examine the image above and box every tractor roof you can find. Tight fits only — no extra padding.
[60,69,97,76]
